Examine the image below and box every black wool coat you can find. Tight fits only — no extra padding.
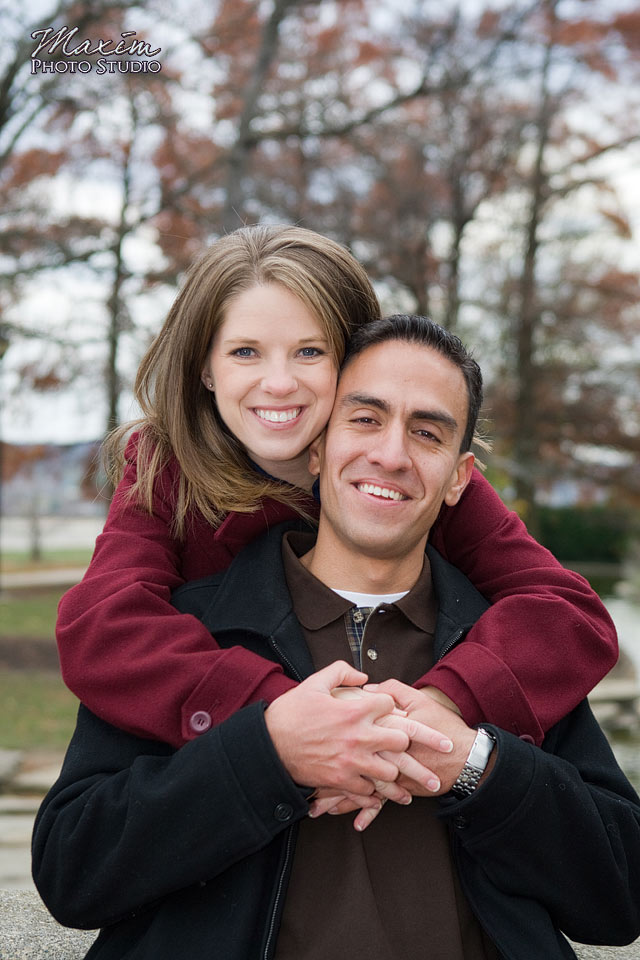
[32,523,640,960]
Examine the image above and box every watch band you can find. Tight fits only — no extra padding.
[451,727,496,798]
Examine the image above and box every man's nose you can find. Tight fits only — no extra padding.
[366,425,412,472]
[260,360,298,397]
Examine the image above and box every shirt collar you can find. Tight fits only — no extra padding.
[281,530,436,634]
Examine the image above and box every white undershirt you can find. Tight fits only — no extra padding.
[332,587,409,606]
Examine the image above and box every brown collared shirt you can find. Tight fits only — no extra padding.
[275,532,498,960]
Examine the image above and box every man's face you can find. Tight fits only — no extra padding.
[309,340,474,562]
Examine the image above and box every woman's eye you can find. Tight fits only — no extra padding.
[298,346,324,358]
[231,347,256,358]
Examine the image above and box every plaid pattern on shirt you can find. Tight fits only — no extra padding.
[343,607,375,670]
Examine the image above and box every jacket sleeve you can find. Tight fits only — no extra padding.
[32,703,309,931]
[56,437,297,748]
[422,469,618,744]
[438,703,640,947]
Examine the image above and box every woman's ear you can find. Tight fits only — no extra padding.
[201,371,214,391]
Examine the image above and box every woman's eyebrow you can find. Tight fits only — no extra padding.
[221,336,329,344]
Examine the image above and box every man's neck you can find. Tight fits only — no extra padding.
[301,529,427,595]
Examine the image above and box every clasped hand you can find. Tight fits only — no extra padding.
[264,662,475,832]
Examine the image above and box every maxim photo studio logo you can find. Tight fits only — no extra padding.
[30,26,162,75]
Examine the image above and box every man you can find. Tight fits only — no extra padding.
[33,316,640,959]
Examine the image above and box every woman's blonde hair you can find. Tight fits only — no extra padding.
[105,224,381,534]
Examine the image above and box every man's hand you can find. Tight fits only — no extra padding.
[365,680,479,796]
[264,662,453,796]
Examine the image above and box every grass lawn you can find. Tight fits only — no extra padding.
[1,548,93,573]
[0,669,78,750]
[0,589,63,639]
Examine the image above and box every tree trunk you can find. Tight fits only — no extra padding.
[222,0,302,232]
[512,21,555,538]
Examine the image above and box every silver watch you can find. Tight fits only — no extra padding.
[451,727,496,798]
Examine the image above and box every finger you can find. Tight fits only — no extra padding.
[308,795,345,817]
[359,754,400,784]
[379,750,441,793]
[376,714,453,753]
[333,686,408,717]
[318,660,369,691]
[353,798,386,833]
[364,679,417,710]
[370,778,412,805]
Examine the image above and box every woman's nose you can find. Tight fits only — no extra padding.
[260,361,298,397]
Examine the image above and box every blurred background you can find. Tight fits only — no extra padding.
[0,0,639,893]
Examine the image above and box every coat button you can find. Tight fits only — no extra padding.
[453,815,468,830]
[274,803,293,822]
[189,711,212,733]
[366,648,378,661]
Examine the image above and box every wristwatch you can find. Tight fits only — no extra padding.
[451,727,496,798]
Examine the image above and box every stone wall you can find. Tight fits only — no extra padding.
[1,890,639,960]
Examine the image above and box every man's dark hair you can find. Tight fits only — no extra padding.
[342,315,483,453]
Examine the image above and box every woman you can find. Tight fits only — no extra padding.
[56,224,616,755]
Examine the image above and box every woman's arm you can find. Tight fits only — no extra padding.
[56,438,298,748]
[423,470,618,744]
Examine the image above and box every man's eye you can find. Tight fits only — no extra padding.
[231,347,256,358]
[352,416,378,425]
[416,430,440,442]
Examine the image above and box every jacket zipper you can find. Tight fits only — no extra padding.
[262,637,303,959]
[437,627,464,662]
[262,825,295,959]
[269,638,303,682]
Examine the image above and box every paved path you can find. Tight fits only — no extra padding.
[0,750,63,892]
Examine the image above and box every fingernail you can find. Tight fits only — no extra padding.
[427,778,440,792]
[328,806,340,815]
[399,795,412,805]
[440,739,454,752]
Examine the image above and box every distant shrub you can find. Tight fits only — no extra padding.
[538,505,637,564]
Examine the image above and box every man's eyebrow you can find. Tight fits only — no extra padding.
[340,393,458,433]
[339,393,391,413]
[412,409,458,433]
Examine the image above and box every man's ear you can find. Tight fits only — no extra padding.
[307,432,326,477]
[444,452,474,507]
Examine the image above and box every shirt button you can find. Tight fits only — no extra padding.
[366,648,378,661]
[274,803,293,822]
[519,734,535,744]
[352,609,364,623]
[189,711,212,734]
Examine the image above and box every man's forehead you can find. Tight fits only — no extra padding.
[336,341,462,402]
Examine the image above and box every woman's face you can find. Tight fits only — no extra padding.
[202,283,338,489]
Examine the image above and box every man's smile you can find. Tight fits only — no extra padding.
[354,482,410,502]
